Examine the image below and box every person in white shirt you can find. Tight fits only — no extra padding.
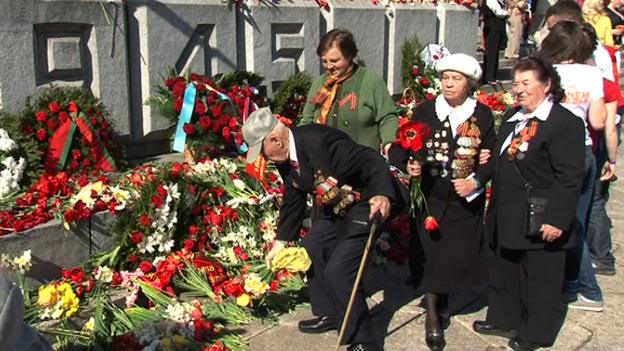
[538,19,607,313]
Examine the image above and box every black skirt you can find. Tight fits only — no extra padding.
[409,201,486,293]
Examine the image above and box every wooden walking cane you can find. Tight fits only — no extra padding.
[335,214,381,351]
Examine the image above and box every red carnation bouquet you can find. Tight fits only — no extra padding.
[394,119,438,231]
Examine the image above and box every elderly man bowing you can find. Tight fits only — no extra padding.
[243,107,399,351]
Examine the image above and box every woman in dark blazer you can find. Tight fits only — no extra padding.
[389,53,496,351]
[472,57,586,351]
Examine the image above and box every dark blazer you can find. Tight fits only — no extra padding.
[487,103,585,250]
[606,7,624,28]
[276,124,397,242]
[389,100,497,221]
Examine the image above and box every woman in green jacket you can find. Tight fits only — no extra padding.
[300,28,398,153]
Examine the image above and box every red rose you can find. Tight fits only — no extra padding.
[189,225,200,236]
[139,214,151,227]
[411,67,420,77]
[48,101,61,113]
[68,101,79,114]
[195,101,207,115]
[198,115,212,131]
[128,255,139,263]
[130,231,145,244]
[68,267,85,283]
[46,119,59,131]
[183,123,196,136]
[36,111,48,122]
[424,216,439,232]
[36,129,47,141]
[173,99,183,113]
[72,149,82,160]
[58,111,69,123]
[151,195,164,208]
[139,261,153,273]
[426,93,435,101]
[420,78,431,87]
[184,239,196,251]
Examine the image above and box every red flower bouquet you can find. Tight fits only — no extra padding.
[394,120,438,231]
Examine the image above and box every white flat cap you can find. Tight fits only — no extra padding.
[435,53,482,81]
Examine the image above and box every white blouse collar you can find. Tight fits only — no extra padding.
[435,95,477,137]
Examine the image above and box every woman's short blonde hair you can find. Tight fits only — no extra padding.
[582,0,606,19]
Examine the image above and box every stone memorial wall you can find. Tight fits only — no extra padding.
[0,0,478,157]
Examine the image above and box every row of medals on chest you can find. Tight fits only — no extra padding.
[425,120,480,179]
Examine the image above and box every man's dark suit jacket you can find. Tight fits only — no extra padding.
[275,124,398,242]
[487,103,585,250]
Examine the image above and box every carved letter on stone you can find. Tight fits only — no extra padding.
[270,23,304,91]
[33,23,93,86]
[175,24,216,76]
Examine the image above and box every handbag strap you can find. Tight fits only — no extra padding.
[510,159,533,191]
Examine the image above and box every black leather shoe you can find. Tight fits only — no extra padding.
[297,316,337,334]
[472,320,517,338]
[346,342,382,351]
[508,337,550,351]
[425,327,445,351]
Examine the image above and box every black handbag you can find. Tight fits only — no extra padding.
[511,160,548,237]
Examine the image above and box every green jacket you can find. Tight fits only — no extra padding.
[300,66,399,151]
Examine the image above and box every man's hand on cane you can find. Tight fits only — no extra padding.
[265,240,287,269]
[368,195,390,221]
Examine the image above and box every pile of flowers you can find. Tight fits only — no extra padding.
[148,71,267,161]
[0,155,311,350]
[0,128,27,199]
[0,172,78,234]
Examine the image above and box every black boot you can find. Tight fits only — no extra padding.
[424,293,446,351]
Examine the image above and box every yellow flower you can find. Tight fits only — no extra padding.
[227,247,238,264]
[83,317,95,332]
[244,273,268,297]
[236,293,252,307]
[271,247,312,272]
[161,338,172,351]
[172,335,189,348]
[60,285,79,318]
[37,284,58,307]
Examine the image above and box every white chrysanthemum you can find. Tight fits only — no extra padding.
[94,266,114,283]
[191,160,216,176]
[0,129,18,152]
[232,178,246,191]
[0,156,26,198]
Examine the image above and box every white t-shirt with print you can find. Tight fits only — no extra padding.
[554,63,604,146]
